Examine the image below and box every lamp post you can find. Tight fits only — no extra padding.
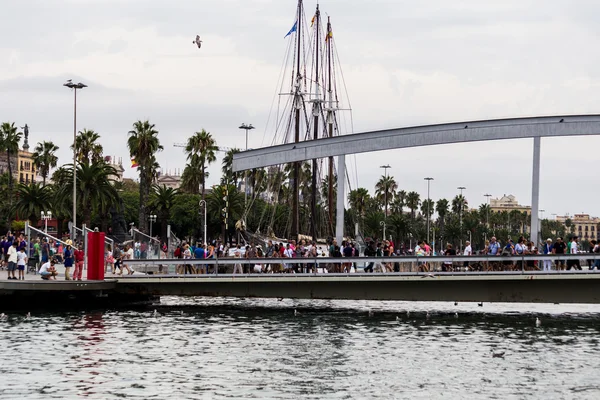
[380,164,391,217]
[380,220,386,242]
[199,199,207,246]
[424,177,433,244]
[539,209,545,242]
[239,123,255,206]
[148,214,157,238]
[41,211,52,233]
[457,186,466,249]
[484,193,492,242]
[63,80,87,242]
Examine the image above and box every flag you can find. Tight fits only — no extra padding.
[131,157,139,168]
[284,21,297,38]
[311,15,316,27]
[325,30,333,42]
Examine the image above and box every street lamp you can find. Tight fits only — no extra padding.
[199,200,207,246]
[239,123,255,206]
[457,186,466,250]
[424,177,434,244]
[484,193,492,241]
[148,214,157,238]
[41,211,52,233]
[63,79,87,242]
[380,220,386,241]
[379,165,391,217]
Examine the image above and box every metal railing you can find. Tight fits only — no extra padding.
[118,253,600,276]
[74,226,114,250]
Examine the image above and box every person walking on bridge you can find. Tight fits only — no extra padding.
[542,239,553,271]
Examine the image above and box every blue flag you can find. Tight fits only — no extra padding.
[284,21,297,38]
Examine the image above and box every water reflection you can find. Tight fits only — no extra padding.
[0,299,600,399]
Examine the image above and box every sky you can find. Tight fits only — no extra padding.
[2,0,600,218]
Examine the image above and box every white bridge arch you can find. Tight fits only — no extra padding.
[232,115,600,245]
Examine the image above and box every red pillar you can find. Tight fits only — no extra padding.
[87,232,105,281]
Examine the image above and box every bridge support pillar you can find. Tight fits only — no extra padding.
[335,155,345,244]
[531,137,540,246]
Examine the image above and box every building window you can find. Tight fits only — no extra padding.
[19,173,23,183]
[585,226,589,231]
[592,226,596,232]
[578,226,582,231]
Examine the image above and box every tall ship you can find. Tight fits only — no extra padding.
[239,0,355,248]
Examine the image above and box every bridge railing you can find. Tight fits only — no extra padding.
[118,253,600,276]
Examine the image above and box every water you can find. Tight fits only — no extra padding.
[1,298,600,399]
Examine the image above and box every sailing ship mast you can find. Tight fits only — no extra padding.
[310,4,321,242]
[291,0,303,242]
[326,16,335,236]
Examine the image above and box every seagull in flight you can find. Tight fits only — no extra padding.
[193,35,203,49]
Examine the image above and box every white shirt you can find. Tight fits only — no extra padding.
[7,246,17,263]
[571,241,578,254]
[39,262,51,274]
[17,251,27,266]
[463,245,472,256]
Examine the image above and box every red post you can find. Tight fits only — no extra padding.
[87,231,105,281]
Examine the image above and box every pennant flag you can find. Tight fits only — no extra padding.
[311,15,316,27]
[284,21,297,38]
[131,157,139,168]
[325,30,333,42]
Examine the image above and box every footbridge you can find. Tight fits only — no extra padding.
[3,255,599,309]
[232,115,600,246]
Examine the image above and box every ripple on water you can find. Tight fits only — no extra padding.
[1,299,600,399]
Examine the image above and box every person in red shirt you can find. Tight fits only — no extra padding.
[73,244,85,281]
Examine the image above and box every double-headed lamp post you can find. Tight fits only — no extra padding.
[41,211,52,233]
[63,80,87,242]
[239,123,255,206]
[424,177,434,244]
[199,200,207,246]
[148,214,157,238]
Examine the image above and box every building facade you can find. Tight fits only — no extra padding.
[489,194,532,215]
[556,214,600,241]
[105,156,125,182]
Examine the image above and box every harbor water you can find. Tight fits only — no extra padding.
[1,298,600,399]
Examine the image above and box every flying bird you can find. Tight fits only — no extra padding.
[193,35,203,49]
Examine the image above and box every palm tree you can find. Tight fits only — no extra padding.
[375,175,398,216]
[222,148,241,185]
[405,191,421,219]
[391,190,406,214]
[72,129,103,164]
[451,195,468,215]
[151,184,179,241]
[348,188,370,228]
[181,154,204,194]
[128,120,163,233]
[32,141,59,186]
[55,163,119,228]
[421,199,434,219]
[185,129,217,201]
[0,122,22,196]
[436,198,450,233]
[206,184,243,242]
[14,183,52,227]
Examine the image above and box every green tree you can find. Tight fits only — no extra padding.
[72,129,103,164]
[391,190,406,214]
[421,199,435,219]
[221,148,242,185]
[32,141,59,186]
[0,122,22,200]
[150,184,179,241]
[181,154,204,194]
[207,184,244,242]
[14,183,52,227]
[375,175,397,216]
[405,191,421,219]
[55,162,119,228]
[128,120,163,233]
[185,129,217,201]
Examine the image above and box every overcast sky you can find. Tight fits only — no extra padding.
[2,0,600,218]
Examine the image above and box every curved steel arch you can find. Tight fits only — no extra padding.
[232,115,600,172]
